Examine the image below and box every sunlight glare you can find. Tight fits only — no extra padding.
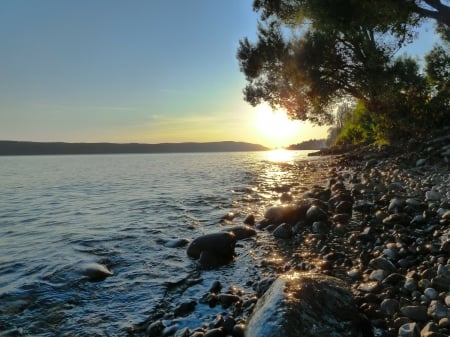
[255,103,302,148]
[266,149,295,163]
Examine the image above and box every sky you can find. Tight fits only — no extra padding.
[0,1,442,148]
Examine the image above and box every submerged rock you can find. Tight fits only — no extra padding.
[245,272,370,337]
[77,262,113,282]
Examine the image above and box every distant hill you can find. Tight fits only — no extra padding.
[0,140,268,156]
[287,139,326,150]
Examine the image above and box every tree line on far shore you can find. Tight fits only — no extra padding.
[238,0,450,145]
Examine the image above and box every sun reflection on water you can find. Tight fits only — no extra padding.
[265,149,295,163]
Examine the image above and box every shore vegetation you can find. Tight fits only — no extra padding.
[237,0,450,145]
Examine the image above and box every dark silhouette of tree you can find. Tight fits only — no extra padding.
[238,0,450,142]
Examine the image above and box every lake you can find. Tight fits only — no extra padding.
[0,151,325,336]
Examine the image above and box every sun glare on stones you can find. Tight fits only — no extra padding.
[255,103,301,148]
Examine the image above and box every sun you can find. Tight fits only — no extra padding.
[254,103,302,148]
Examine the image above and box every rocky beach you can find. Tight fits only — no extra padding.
[135,128,450,337]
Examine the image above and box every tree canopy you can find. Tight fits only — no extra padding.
[238,0,450,143]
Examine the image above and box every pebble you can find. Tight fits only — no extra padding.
[400,305,428,321]
[398,322,419,337]
[424,288,439,300]
[380,298,399,316]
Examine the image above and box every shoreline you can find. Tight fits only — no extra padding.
[136,132,450,337]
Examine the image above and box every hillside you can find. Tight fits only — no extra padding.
[0,141,268,156]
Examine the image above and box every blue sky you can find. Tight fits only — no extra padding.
[0,1,441,147]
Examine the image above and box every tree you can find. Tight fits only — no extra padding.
[238,0,450,142]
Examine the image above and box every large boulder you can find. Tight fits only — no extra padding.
[245,272,370,337]
[187,232,236,260]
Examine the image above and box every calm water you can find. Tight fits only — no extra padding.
[0,151,323,336]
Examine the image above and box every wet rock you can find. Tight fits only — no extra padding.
[243,214,255,226]
[77,262,113,282]
[187,232,236,259]
[174,300,196,317]
[232,324,245,337]
[332,213,351,224]
[264,205,304,225]
[357,281,381,293]
[174,327,190,337]
[222,225,256,240]
[221,212,235,221]
[312,221,329,235]
[218,294,240,308]
[209,280,222,294]
[164,238,190,248]
[146,320,165,336]
[273,223,292,239]
[198,251,232,269]
[369,257,398,273]
[305,205,328,223]
[246,272,364,337]
[280,192,293,203]
[203,327,224,337]
[335,201,353,215]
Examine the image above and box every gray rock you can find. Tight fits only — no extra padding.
[427,300,449,320]
[246,272,365,337]
[398,322,419,337]
[369,257,397,273]
[380,298,399,316]
[424,288,439,300]
[311,221,329,234]
[400,305,428,321]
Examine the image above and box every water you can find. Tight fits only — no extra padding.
[0,151,325,336]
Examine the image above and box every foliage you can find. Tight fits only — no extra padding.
[238,0,450,145]
[336,101,376,145]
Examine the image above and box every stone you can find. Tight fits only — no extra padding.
[400,305,428,321]
[420,322,439,337]
[164,238,190,248]
[272,223,292,239]
[243,214,255,226]
[424,288,439,300]
[305,205,328,223]
[245,272,366,337]
[369,257,398,273]
[311,221,329,235]
[427,300,449,320]
[398,322,419,337]
[222,225,256,240]
[187,232,236,259]
[380,298,399,316]
[426,190,442,202]
[77,262,113,282]
[404,278,418,292]
[146,320,165,336]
